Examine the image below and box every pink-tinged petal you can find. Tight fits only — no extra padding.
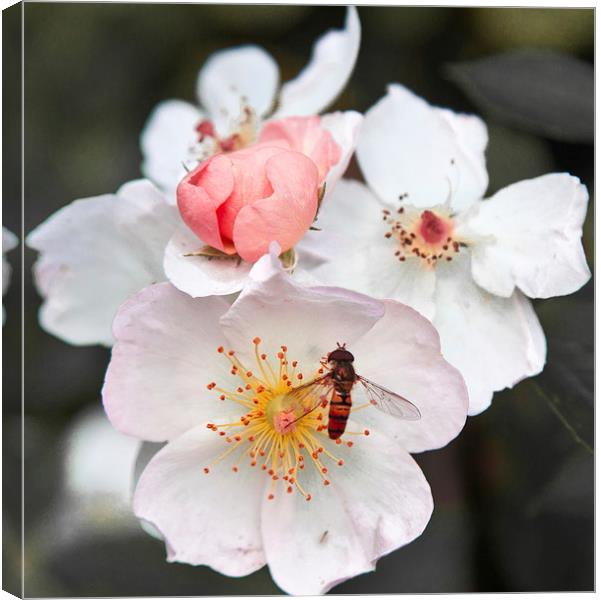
[163,225,252,298]
[433,255,546,415]
[464,174,590,299]
[216,144,282,242]
[221,249,385,371]
[351,301,468,453]
[134,424,267,576]
[232,150,319,262]
[262,428,432,595]
[26,180,178,346]
[320,111,363,196]
[259,116,341,184]
[176,155,235,253]
[102,282,232,441]
[273,6,361,118]
[357,84,488,212]
[140,99,203,200]
[197,45,279,135]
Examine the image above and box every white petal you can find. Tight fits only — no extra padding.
[356,84,488,212]
[197,45,279,135]
[65,407,139,507]
[102,282,232,441]
[433,255,547,415]
[221,249,385,369]
[320,111,363,197]
[140,100,203,200]
[351,300,468,453]
[305,179,437,320]
[134,424,266,576]
[163,225,252,297]
[2,227,18,294]
[273,6,361,118]
[26,180,178,346]
[3,228,18,324]
[465,174,591,298]
[262,428,432,595]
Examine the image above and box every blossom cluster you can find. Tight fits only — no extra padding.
[25,6,590,595]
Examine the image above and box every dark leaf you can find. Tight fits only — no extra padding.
[446,49,593,143]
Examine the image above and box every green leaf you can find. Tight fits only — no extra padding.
[446,49,593,143]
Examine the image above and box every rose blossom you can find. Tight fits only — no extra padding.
[102,246,468,594]
[299,84,591,414]
[175,117,341,264]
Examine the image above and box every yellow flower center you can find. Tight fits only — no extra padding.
[204,338,369,501]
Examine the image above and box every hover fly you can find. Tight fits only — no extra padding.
[288,343,421,439]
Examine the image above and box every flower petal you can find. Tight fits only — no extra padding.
[220,249,385,370]
[140,100,203,200]
[232,150,319,262]
[304,179,437,320]
[197,45,279,135]
[262,428,432,595]
[351,300,468,453]
[133,423,266,576]
[176,154,235,253]
[258,115,342,184]
[65,407,140,507]
[26,180,178,346]
[433,255,546,415]
[356,84,488,212]
[102,282,232,441]
[464,174,590,298]
[163,224,252,297]
[273,6,361,118]
[3,227,18,323]
[320,111,363,195]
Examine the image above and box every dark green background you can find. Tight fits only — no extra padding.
[3,3,594,596]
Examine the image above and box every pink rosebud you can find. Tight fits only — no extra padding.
[177,142,320,263]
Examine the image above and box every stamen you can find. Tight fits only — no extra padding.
[203,338,358,499]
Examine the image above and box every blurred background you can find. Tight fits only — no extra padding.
[3,3,593,595]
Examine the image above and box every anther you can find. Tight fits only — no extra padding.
[268,494,274,500]
[364,429,370,436]
[228,350,235,356]
[253,337,261,345]
[323,480,330,486]
[217,346,224,353]
[203,467,210,474]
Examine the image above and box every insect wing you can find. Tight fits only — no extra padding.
[357,376,421,420]
[284,374,333,415]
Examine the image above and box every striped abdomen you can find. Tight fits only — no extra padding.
[327,381,353,440]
